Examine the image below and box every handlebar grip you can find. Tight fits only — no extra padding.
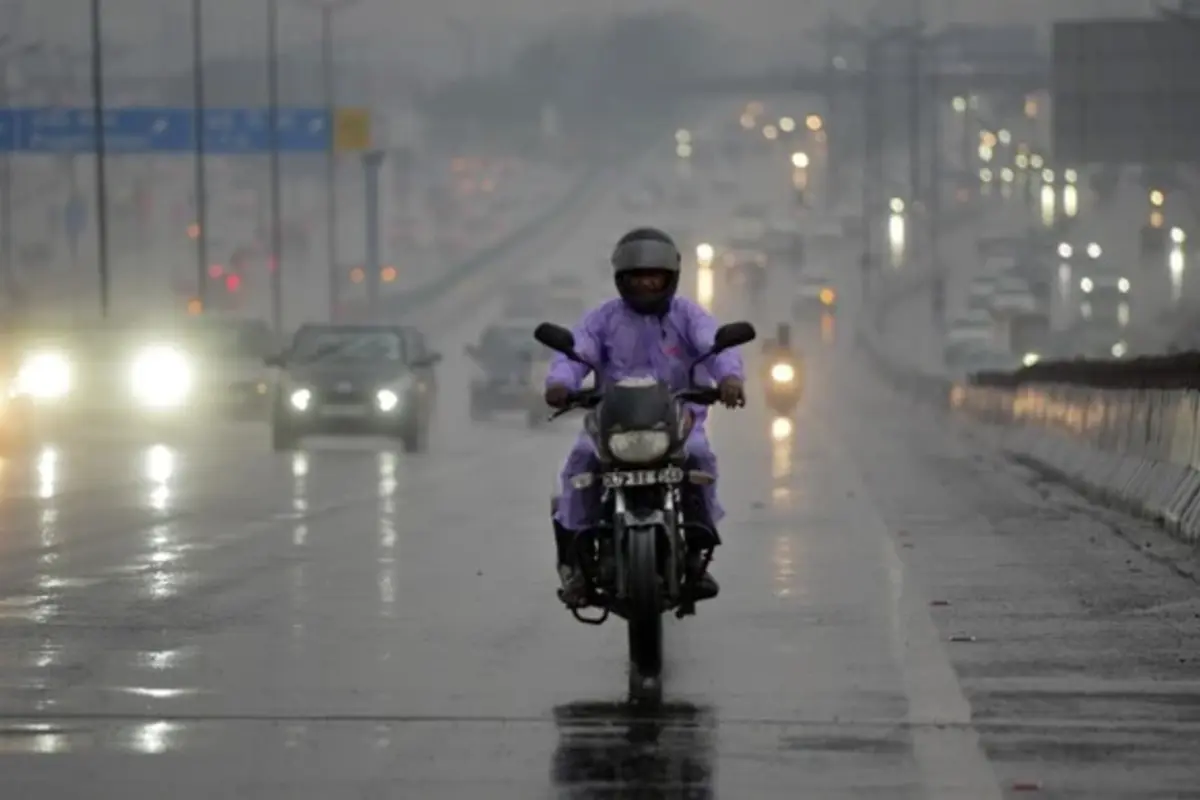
[677,387,722,405]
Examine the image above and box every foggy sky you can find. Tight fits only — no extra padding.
[6,0,1167,83]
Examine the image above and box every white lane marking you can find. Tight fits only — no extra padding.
[818,426,1004,800]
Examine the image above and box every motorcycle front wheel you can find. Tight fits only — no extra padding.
[625,526,664,682]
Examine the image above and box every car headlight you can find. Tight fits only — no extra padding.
[770,363,795,383]
[607,430,670,464]
[289,388,312,411]
[1023,352,1040,367]
[16,352,71,399]
[1118,277,1130,293]
[1080,277,1093,293]
[376,389,399,412]
[130,346,193,408]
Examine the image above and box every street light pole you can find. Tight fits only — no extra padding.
[191,0,209,312]
[321,6,338,321]
[89,0,110,317]
[861,38,881,297]
[300,0,358,322]
[267,0,283,336]
[0,50,14,304]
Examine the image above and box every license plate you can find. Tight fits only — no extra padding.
[320,405,368,418]
[602,467,684,488]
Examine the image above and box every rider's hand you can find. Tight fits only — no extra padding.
[544,384,572,408]
[718,377,745,409]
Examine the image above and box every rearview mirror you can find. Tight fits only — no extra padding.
[533,322,576,355]
[712,321,757,354]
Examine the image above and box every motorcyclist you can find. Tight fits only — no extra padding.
[545,227,746,608]
[762,323,803,405]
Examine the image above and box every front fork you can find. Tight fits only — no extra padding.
[570,486,713,622]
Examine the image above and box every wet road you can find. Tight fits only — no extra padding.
[2,102,1200,798]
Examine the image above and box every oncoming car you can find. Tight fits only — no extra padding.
[267,324,441,452]
[1078,273,1131,327]
[465,323,547,426]
[4,317,278,438]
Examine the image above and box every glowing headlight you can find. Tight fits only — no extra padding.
[771,417,793,441]
[770,363,795,383]
[376,389,399,412]
[1118,277,1130,293]
[607,431,670,464]
[130,346,193,408]
[1111,341,1128,358]
[289,388,312,411]
[16,352,71,399]
[1023,352,1040,367]
[1080,277,1093,293]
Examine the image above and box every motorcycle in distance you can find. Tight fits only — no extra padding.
[761,325,802,416]
[533,319,757,701]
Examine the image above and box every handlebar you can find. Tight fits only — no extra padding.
[548,389,603,420]
[546,385,732,420]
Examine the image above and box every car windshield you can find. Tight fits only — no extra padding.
[15,324,165,358]
[290,330,402,362]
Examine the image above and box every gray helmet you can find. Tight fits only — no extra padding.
[611,227,681,315]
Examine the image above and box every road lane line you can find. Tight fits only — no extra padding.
[817,424,1004,799]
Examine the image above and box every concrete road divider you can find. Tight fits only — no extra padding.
[949,382,1200,544]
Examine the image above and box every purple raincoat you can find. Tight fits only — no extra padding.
[546,296,744,530]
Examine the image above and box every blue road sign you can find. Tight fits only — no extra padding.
[0,110,16,151]
[0,106,331,154]
[202,107,328,154]
[18,107,192,153]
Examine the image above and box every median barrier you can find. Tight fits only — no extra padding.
[946,380,1200,544]
[856,210,1200,544]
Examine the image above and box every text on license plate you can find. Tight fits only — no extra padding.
[320,405,368,418]
[602,467,684,488]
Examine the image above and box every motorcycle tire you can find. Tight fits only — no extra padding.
[625,526,663,681]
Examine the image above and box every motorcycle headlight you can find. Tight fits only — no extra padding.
[607,431,670,464]
[770,363,795,383]
[16,352,71,399]
[289,388,312,411]
[130,346,193,408]
[376,389,399,412]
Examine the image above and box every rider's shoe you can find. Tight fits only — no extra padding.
[557,564,588,608]
[692,570,720,600]
[685,553,720,600]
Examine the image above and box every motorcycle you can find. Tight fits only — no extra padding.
[533,319,756,700]
[763,353,802,415]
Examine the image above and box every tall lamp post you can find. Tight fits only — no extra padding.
[267,0,283,336]
[191,0,209,311]
[89,0,110,317]
[303,0,359,321]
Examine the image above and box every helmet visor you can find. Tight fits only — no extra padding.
[612,239,680,273]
